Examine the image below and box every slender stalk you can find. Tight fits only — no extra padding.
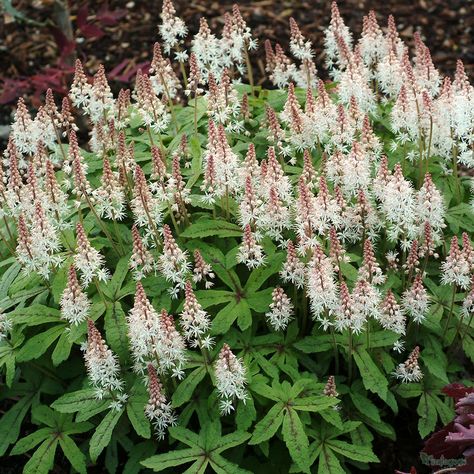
[347,329,353,384]
[244,46,255,97]
[194,94,198,135]
[330,326,339,375]
[111,211,126,256]
[442,284,457,341]
[82,190,122,257]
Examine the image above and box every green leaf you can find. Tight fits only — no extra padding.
[127,383,151,439]
[236,299,252,331]
[213,431,250,454]
[246,288,273,313]
[292,396,338,412]
[59,435,87,474]
[89,408,124,462]
[10,428,51,455]
[0,395,34,456]
[318,445,345,474]
[194,290,235,309]
[211,301,238,335]
[244,253,284,292]
[180,218,243,238]
[353,347,388,400]
[327,440,379,463]
[209,453,251,474]
[51,331,73,366]
[350,392,381,423]
[169,426,203,448]
[249,402,284,445]
[141,448,203,471]
[8,304,61,326]
[24,438,58,474]
[52,389,110,413]
[422,351,449,384]
[282,408,311,473]
[105,257,130,299]
[104,302,129,362]
[172,366,207,407]
[16,325,64,362]
[417,393,437,438]
[236,397,256,432]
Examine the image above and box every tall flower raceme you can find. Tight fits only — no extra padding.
[145,364,177,439]
[60,266,91,326]
[83,320,126,408]
[179,280,213,349]
[74,222,110,286]
[4,4,474,472]
[158,224,190,296]
[393,346,423,383]
[214,343,248,415]
[265,286,294,331]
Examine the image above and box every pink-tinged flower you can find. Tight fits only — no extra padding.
[323,375,339,397]
[74,222,110,286]
[157,309,187,378]
[133,70,170,133]
[359,239,385,284]
[214,343,248,414]
[441,236,470,290]
[306,244,338,325]
[394,346,423,383]
[280,240,305,288]
[379,290,406,335]
[402,275,430,324]
[70,59,92,109]
[149,43,182,99]
[145,364,176,439]
[358,10,385,70]
[180,281,212,349]
[191,18,222,81]
[237,224,265,269]
[131,165,162,246]
[0,311,12,342]
[462,232,474,272]
[45,160,69,229]
[416,173,445,240]
[289,17,314,61]
[379,163,417,249]
[68,130,92,202]
[127,281,161,372]
[157,224,190,295]
[238,175,261,228]
[192,250,215,288]
[11,97,36,155]
[266,287,293,331]
[159,0,187,57]
[87,64,114,124]
[94,157,125,221]
[352,277,381,323]
[462,277,474,320]
[84,319,124,404]
[60,266,90,325]
[324,1,353,73]
[130,225,155,280]
[334,280,365,334]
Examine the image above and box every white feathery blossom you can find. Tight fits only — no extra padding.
[306,245,338,325]
[237,224,265,269]
[280,240,306,289]
[378,290,406,335]
[180,281,213,349]
[441,236,470,290]
[214,343,248,415]
[266,287,294,331]
[0,312,12,342]
[145,364,177,439]
[60,266,90,325]
[159,0,187,56]
[84,320,125,406]
[74,222,110,286]
[402,275,430,324]
[158,225,190,295]
[394,346,423,383]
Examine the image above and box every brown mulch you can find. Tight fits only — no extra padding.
[1,0,473,103]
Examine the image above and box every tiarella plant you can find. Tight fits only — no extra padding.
[0,1,473,473]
